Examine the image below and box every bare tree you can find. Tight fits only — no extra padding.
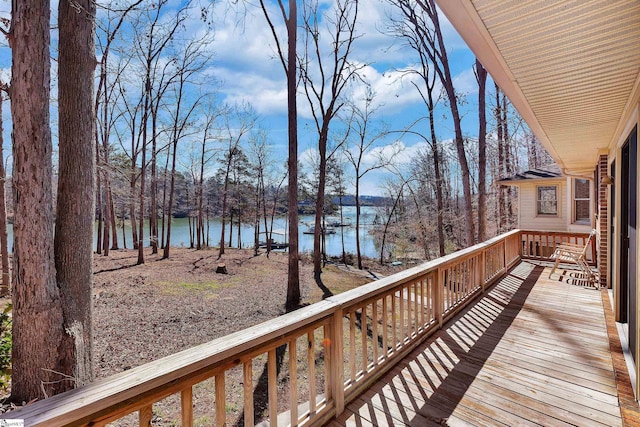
[217,104,256,257]
[9,0,98,401]
[342,87,396,269]
[299,0,363,284]
[55,0,97,390]
[191,100,222,250]
[389,0,475,246]
[162,54,210,258]
[95,0,144,256]
[475,59,488,242]
[258,0,300,310]
[133,0,191,264]
[378,176,411,265]
[0,92,9,295]
[10,0,64,401]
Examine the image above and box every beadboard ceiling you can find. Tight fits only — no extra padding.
[436,0,640,173]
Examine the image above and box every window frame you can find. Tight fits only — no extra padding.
[572,178,591,224]
[536,185,559,217]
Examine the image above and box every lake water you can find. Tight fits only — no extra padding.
[5,206,382,258]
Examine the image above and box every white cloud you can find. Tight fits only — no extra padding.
[453,67,479,97]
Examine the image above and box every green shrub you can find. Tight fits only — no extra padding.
[0,303,11,389]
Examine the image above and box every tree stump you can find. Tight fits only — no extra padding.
[216,263,227,274]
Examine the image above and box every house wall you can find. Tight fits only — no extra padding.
[517,179,567,231]
[607,98,640,399]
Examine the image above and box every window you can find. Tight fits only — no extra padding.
[574,178,590,223]
[537,186,558,216]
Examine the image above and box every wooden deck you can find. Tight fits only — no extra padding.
[327,261,623,427]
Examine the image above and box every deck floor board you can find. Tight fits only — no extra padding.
[328,261,623,426]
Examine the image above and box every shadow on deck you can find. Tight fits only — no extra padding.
[329,261,624,426]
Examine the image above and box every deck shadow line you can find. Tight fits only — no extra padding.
[401,262,542,424]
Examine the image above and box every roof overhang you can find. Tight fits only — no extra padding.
[435,0,640,173]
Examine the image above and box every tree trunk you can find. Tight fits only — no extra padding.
[503,95,514,227]
[476,58,487,242]
[339,195,346,265]
[228,209,233,249]
[219,161,232,257]
[0,96,9,295]
[121,202,127,249]
[150,110,158,254]
[137,76,151,265]
[129,176,138,249]
[10,0,68,401]
[55,0,97,390]
[285,0,300,311]
[161,147,170,249]
[95,164,103,255]
[101,183,110,256]
[313,124,329,283]
[429,0,474,246]
[109,189,119,249]
[428,112,446,257]
[163,139,179,259]
[355,179,363,269]
[496,84,506,232]
[380,185,405,265]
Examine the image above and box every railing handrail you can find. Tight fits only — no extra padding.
[0,228,554,427]
[6,299,338,426]
[324,229,521,309]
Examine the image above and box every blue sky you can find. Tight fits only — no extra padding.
[0,0,487,196]
[207,0,484,195]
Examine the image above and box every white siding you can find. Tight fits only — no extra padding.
[517,180,567,231]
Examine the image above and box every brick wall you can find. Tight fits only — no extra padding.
[598,155,609,288]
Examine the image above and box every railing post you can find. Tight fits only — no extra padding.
[435,268,444,328]
[331,307,345,415]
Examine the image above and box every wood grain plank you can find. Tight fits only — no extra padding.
[335,260,623,427]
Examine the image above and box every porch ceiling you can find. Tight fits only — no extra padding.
[436,0,640,173]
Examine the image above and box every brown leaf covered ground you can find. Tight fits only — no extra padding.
[93,247,403,379]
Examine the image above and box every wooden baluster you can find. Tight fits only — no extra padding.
[216,373,226,427]
[243,361,254,427]
[426,276,432,322]
[349,311,356,382]
[420,279,425,329]
[139,405,152,427]
[391,292,397,350]
[413,282,418,335]
[372,300,379,364]
[322,323,330,402]
[314,329,321,408]
[399,288,405,345]
[463,260,468,296]
[450,267,455,307]
[182,387,193,427]
[361,305,368,373]
[382,294,388,358]
[480,251,486,292]
[501,241,506,272]
[331,309,345,415]
[408,284,413,335]
[268,349,278,427]
[455,265,460,304]
[289,338,298,425]
[436,268,444,328]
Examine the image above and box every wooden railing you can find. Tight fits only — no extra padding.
[0,230,526,427]
[520,230,596,263]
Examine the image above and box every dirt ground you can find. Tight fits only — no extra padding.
[0,247,412,423]
[93,247,405,379]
